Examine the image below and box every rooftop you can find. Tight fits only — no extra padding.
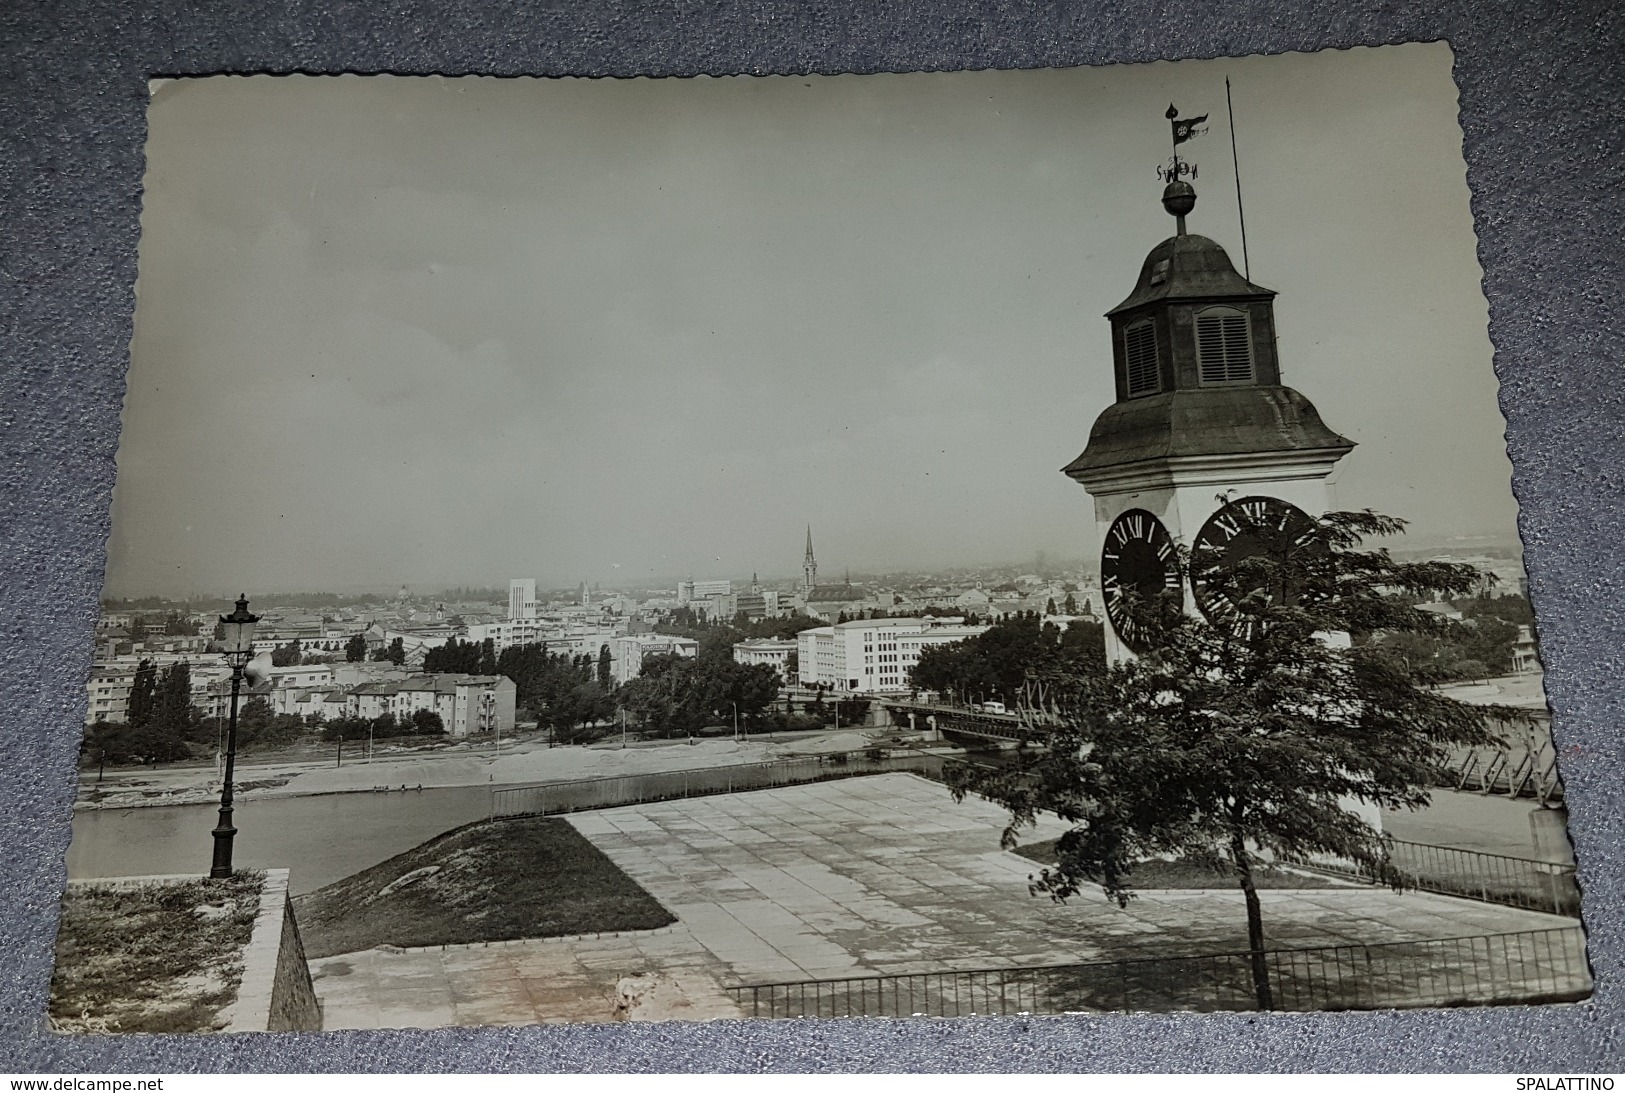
[1108,231,1274,317]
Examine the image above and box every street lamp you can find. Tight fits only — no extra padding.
[210,594,259,879]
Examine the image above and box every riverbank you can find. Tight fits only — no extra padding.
[74,728,884,812]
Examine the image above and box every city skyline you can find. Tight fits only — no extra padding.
[105,45,1518,598]
[99,524,1526,607]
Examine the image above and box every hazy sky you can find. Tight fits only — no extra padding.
[106,43,1517,597]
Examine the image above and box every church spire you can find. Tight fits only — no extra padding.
[803,525,818,593]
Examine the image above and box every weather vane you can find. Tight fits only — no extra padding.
[1156,103,1209,183]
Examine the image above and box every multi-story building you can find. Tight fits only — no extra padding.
[464,618,550,654]
[1513,625,1542,674]
[610,634,700,684]
[85,665,136,724]
[345,673,516,738]
[265,663,339,715]
[796,616,989,694]
[678,579,731,604]
[85,652,234,724]
[732,637,797,680]
[509,578,537,621]
[696,592,738,622]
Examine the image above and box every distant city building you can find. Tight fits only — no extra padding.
[732,637,797,679]
[696,592,738,622]
[464,619,549,654]
[508,579,537,621]
[1513,625,1542,674]
[611,634,700,685]
[802,575,870,622]
[345,673,516,738]
[85,665,135,724]
[677,579,732,615]
[796,616,989,694]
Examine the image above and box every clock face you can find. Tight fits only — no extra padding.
[1189,495,1322,630]
[1100,508,1184,655]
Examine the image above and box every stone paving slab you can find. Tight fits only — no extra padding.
[310,772,1580,1029]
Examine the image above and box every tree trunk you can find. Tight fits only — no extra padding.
[1231,829,1275,1011]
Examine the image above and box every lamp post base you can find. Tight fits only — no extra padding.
[210,811,237,879]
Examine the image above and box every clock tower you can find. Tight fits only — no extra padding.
[1064,179,1355,663]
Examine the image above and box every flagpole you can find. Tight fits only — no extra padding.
[1226,76,1251,281]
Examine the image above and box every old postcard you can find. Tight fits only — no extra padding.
[54,44,1585,1033]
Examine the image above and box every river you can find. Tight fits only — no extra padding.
[67,786,495,896]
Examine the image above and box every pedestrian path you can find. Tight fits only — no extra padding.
[309,773,1579,1028]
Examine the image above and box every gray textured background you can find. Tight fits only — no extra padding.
[2,0,1621,1073]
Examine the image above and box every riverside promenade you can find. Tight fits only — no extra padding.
[308,773,1579,1028]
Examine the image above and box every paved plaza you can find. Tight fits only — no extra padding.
[309,773,1579,1028]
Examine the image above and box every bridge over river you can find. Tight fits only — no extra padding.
[879,696,1563,804]
[880,699,1044,744]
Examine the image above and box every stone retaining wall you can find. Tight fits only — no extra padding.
[223,868,322,1032]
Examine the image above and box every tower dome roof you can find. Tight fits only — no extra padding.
[1107,233,1273,317]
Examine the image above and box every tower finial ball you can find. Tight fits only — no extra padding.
[1161,180,1197,218]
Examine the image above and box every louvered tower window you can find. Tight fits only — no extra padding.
[1195,306,1254,384]
[1123,320,1160,398]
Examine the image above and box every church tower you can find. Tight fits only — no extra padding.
[803,526,818,593]
[1064,176,1354,663]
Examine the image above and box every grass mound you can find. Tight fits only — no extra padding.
[293,816,675,958]
[1011,840,1342,890]
[50,872,264,1034]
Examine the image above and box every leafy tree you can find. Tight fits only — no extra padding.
[128,615,147,643]
[1458,591,1535,628]
[1368,611,1520,680]
[387,637,407,666]
[912,615,1105,706]
[345,634,368,662]
[234,696,308,751]
[619,653,781,738]
[746,614,825,641]
[784,649,799,683]
[1045,597,1057,615]
[947,510,1502,1010]
[476,638,496,675]
[410,709,446,735]
[162,611,199,636]
[126,659,157,729]
[152,662,197,743]
[834,696,871,726]
[1064,592,1079,614]
[425,637,485,674]
[597,644,613,687]
[271,639,303,667]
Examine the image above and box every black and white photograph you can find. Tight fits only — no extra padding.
[52,42,1587,1034]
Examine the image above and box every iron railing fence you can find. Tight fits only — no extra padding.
[488,749,953,819]
[1301,839,1581,918]
[727,926,1590,1019]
